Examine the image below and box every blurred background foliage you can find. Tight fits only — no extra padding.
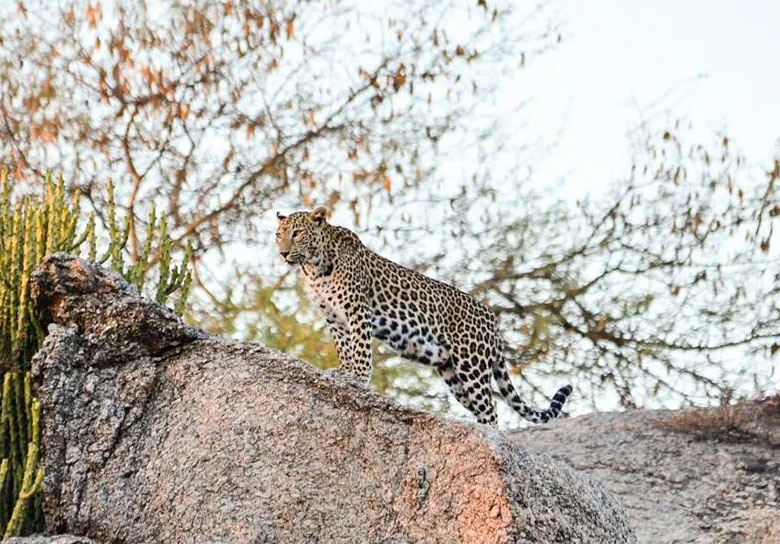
[0,0,777,426]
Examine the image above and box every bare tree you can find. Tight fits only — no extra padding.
[3,1,775,415]
[445,124,780,409]
[0,0,555,255]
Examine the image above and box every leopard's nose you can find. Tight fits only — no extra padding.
[280,251,289,259]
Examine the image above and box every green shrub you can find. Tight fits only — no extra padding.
[0,168,191,537]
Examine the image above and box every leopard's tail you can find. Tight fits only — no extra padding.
[492,358,573,424]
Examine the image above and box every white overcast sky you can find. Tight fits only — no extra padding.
[514,0,780,198]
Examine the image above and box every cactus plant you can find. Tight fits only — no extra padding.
[0,168,192,536]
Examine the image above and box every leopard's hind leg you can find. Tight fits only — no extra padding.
[439,359,497,426]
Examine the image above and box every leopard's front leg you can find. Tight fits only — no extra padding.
[329,298,373,384]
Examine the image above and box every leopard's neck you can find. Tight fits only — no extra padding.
[300,251,334,279]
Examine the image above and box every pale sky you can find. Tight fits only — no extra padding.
[517,0,780,198]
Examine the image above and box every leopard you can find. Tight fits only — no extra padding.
[275,207,573,426]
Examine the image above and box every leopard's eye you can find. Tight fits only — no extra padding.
[291,229,302,239]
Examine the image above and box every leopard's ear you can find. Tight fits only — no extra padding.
[276,211,287,221]
[309,207,328,226]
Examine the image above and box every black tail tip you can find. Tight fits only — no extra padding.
[552,384,573,404]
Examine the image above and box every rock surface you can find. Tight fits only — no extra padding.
[29,254,635,543]
[516,405,780,543]
[6,537,96,544]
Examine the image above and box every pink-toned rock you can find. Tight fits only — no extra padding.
[30,254,634,543]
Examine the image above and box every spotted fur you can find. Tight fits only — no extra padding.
[275,207,573,425]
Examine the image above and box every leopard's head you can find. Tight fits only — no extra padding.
[275,207,329,266]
